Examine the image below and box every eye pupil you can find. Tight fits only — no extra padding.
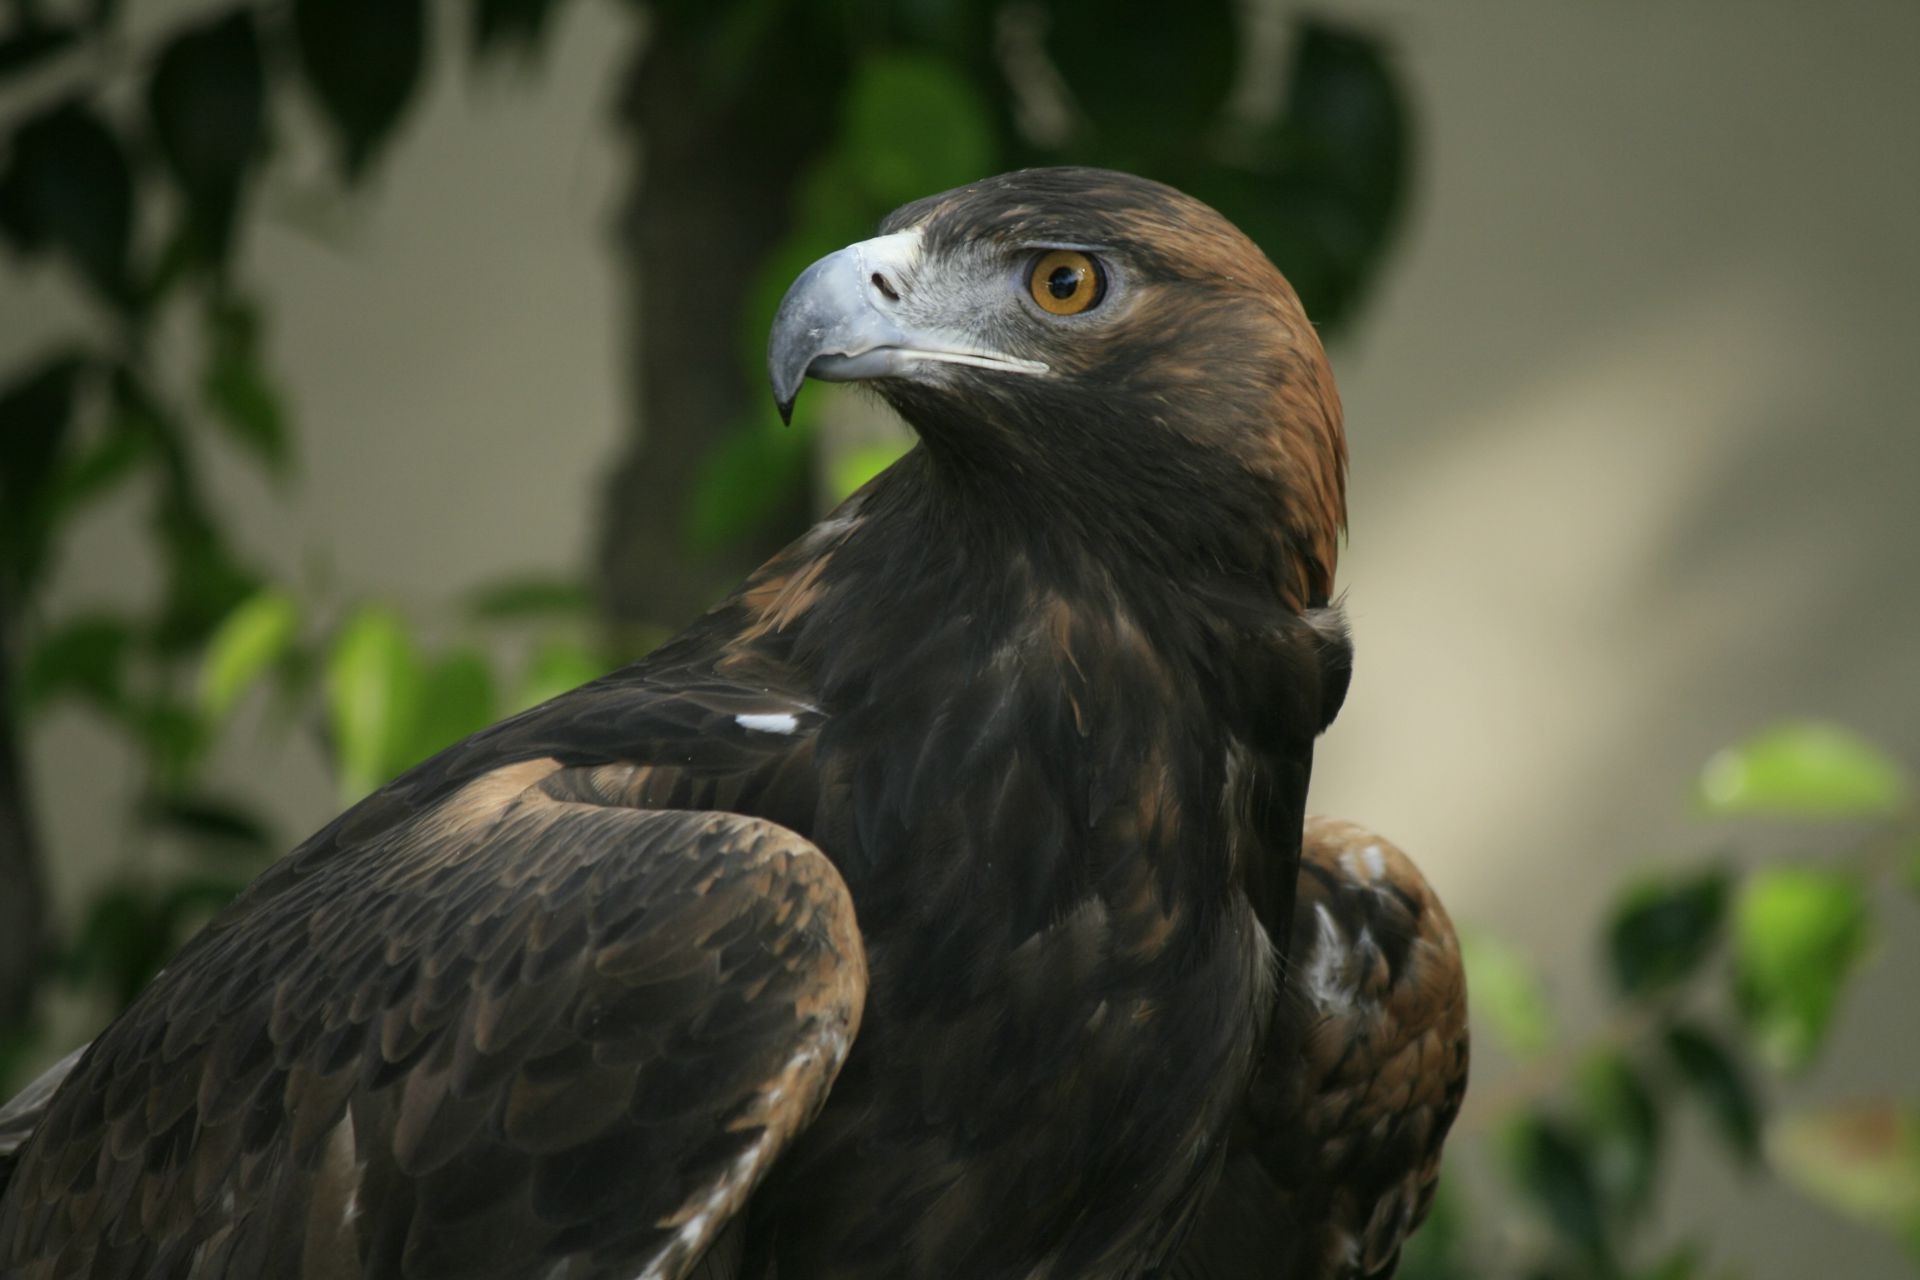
[1028,250,1105,315]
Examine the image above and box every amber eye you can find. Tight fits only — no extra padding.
[1027,250,1106,316]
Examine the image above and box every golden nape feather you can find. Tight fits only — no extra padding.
[1171,817,1469,1280]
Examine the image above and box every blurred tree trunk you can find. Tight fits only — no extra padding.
[0,598,46,1029]
[596,16,848,635]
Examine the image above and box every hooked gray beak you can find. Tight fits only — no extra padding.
[767,229,1047,423]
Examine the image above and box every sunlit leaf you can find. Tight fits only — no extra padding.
[293,0,428,180]
[828,441,910,502]
[406,647,496,765]
[199,589,301,719]
[1605,865,1730,999]
[1771,1101,1920,1259]
[325,605,423,799]
[1661,1022,1762,1165]
[1577,1052,1664,1216]
[201,296,290,478]
[1041,0,1235,152]
[840,53,994,206]
[21,615,132,714]
[1504,1112,1611,1262]
[1699,722,1909,819]
[513,636,610,712]
[1459,928,1556,1059]
[1732,868,1871,1071]
[147,9,265,266]
[0,98,132,302]
[464,575,594,621]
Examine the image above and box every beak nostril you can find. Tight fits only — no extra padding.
[871,272,901,303]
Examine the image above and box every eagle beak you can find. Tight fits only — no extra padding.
[767,230,1046,424]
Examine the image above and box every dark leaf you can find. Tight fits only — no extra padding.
[1605,865,1731,999]
[0,20,80,82]
[683,417,812,552]
[1505,1112,1612,1263]
[139,792,274,858]
[48,408,153,521]
[1396,1169,1470,1280]
[1732,868,1871,1071]
[1577,1052,1664,1217]
[0,98,133,302]
[471,0,568,60]
[147,9,265,267]
[1285,18,1411,252]
[201,295,290,476]
[21,614,132,714]
[60,882,171,1006]
[1040,0,1236,153]
[464,574,594,621]
[130,697,210,787]
[839,52,994,207]
[293,0,428,180]
[1662,1021,1763,1165]
[0,351,86,593]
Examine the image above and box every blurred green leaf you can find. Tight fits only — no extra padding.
[1732,868,1871,1071]
[1773,1102,1920,1263]
[0,351,86,593]
[1699,722,1909,819]
[201,296,290,477]
[131,697,209,787]
[1396,1168,1469,1280]
[1459,928,1556,1059]
[49,407,153,521]
[199,588,301,719]
[1284,18,1410,253]
[828,441,910,502]
[1661,1022,1762,1165]
[1605,865,1730,1000]
[139,791,273,859]
[1040,0,1235,153]
[0,21,80,82]
[840,52,993,206]
[514,636,609,712]
[464,575,594,621]
[294,0,428,180]
[21,614,132,714]
[0,97,132,302]
[1577,1052,1664,1217]
[147,9,266,266]
[1505,1112,1611,1263]
[406,647,496,764]
[325,605,423,798]
[684,418,811,552]
[1636,1245,1706,1280]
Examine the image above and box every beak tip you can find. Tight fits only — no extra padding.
[775,394,796,426]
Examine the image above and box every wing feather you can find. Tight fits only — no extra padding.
[0,753,864,1280]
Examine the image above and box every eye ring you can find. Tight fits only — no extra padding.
[1027,250,1106,316]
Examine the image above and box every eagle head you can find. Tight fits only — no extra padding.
[768,166,1347,608]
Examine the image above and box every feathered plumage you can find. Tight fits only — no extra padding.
[0,167,1463,1280]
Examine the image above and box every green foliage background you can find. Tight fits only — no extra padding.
[1,1,1915,1276]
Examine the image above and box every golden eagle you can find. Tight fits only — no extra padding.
[0,168,1465,1280]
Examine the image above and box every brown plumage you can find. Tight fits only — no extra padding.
[0,167,1464,1279]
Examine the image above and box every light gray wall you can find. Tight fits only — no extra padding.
[8,1,1917,1274]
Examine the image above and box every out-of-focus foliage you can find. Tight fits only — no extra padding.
[1411,726,1920,1279]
